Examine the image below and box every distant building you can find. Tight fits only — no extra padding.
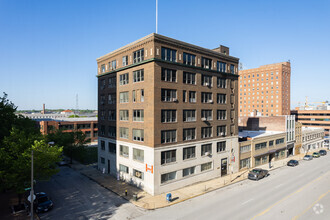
[300,127,324,153]
[61,109,74,115]
[295,122,302,155]
[238,62,291,116]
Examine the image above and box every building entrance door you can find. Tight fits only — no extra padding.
[107,159,110,174]
[221,158,227,176]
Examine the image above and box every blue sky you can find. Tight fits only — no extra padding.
[0,0,329,110]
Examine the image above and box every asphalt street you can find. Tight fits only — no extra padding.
[137,154,330,220]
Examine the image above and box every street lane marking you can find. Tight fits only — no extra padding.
[241,199,254,205]
[292,190,330,220]
[274,183,283,189]
[250,170,330,220]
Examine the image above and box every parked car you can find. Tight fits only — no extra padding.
[34,192,53,213]
[248,168,268,181]
[313,152,321,158]
[319,150,327,156]
[303,155,313,160]
[287,160,299,166]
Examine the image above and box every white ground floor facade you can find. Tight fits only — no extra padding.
[300,140,324,154]
[97,136,239,195]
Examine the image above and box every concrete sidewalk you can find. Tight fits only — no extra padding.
[70,150,321,210]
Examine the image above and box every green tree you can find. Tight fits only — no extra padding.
[0,92,17,142]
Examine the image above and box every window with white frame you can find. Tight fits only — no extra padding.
[217,110,226,120]
[240,158,250,169]
[217,141,226,152]
[189,91,196,103]
[217,125,226,137]
[120,145,129,157]
[183,166,195,177]
[161,110,176,123]
[202,127,212,138]
[161,89,177,102]
[133,69,144,83]
[141,89,144,102]
[201,57,212,69]
[183,52,196,66]
[161,150,176,164]
[161,47,176,62]
[119,92,129,103]
[133,148,144,162]
[201,92,213,103]
[119,127,129,139]
[120,73,129,85]
[183,146,195,160]
[101,65,105,73]
[122,55,128,66]
[161,171,176,183]
[183,128,196,141]
[119,110,129,121]
[183,72,196,84]
[201,110,212,120]
[133,48,144,63]
[217,93,226,104]
[133,129,144,142]
[133,110,144,122]
[183,110,196,122]
[161,130,176,143]
[217,61,226,72]
[217,77,226,88]
[201,143,212,156]
[161,68,176,82]
[240,145,251,153]
[201,162,212,171]
[202,75,212,86]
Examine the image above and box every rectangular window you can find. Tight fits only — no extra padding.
[183,52,196,66]
[120,73,129,85]
[122,55,128,66]
[255,157,261,166]
[183,110,196,122]
[217,141,226,152]
[183,72,196,84]
[119,128,129,139]
[133,169,144,180]
[183,166,195,177]
[108,142,116,154]
[183,90,187,102]
[161,130,176,143]
[240,145,251,153]
[120,145,129,157]
[276,138,284,145]
[119,110,129,121]
[202,127,212,138]
[201,92,213,103]
[101,65,105,73]
[240,158,250,169]
[161,171,176,183]
[230,64,235,74]
[111,60,116,70]
[119,164,129,173]
[161,110,176,123]
[161,150,176,164]
[161,47,176,62]
[217,93,226,104]
[141,89,144,102]
[255,142,267,150]
[217,110,226,120]
[183,128,196,141]
[100,157,105,164]
[269,140,274,147]
[100,125,105,135]
[132,90,136,102]
[108,93,116,104]
[133,148,144,162]
[161,68,177,82]
[201,144,212,156]
[133,129,144,142]
[108,77,116,88]
[189,91,196,103]
[217,61,226,72]
[201,162,212,171]
[101,140,105,150]
[202,75,212,87]
[133,110,144,122]
[217,77,226,88]
[133,48,144,64]
[108,126,116,138]
[201,57,212,69]
[133,69,144,83]
[100,95,105,104]
[183,146,196,160]
[201,110,212,121]
[217,125,226,137]
[119,92,129,103]
[161,89,177,102]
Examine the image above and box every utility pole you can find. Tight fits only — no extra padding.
[30,150,34,220]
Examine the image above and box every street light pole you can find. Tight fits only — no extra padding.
[30,150,34,220]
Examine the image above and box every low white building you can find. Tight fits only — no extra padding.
[300,127,325,153]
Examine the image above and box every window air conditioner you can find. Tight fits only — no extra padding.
[202,117,207,121]
[205,82,209,86]
[173,98,178,102]
[208,100,213,103]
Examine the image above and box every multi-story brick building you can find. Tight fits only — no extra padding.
[238,62,291,116]
[96,33,239,195]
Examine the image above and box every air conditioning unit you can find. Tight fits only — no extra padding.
[205,82,209,86]
[208,100,213,103]
[173,98,178,102]
[220,132,225,136]
[205,152,211,156]
[202,117,207,121]
[205,66,209,69]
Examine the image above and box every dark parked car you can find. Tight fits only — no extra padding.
[248,168,268,181]
[319,150,327,156]
[34,192,53,213]
[303,155,313,161]
[287,160,299,166]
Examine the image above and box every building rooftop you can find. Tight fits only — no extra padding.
[239,130,284,139]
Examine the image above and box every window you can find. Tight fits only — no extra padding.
[108,93,116,104]
[119,110,129,121]
[100,79,106,90]
[122,56,128,66]
[276,138,284,145]
[161,68,176,82]
[217,141,226,152]
[217,110,226,120]
[202,75,212,86]
[161,130,176,143]
[119,128,129,139]
[230,64,235,74]
[217,125,226,137]
[133,169,144,180]
[100,157,105,164]
[100,125,105,135]
[133,148,144,162]
[240,145,251,153]
[217,77,226,88]
[183,128,196,141]
[120,145,129,157]
[189,91,196,103]
[101,140,105,150]
[100,95,105,105]
[133,129,144,141]
[201,57,212,69]
[183,110,196,122]
[161,171,176,183]
[183,72,196,84]
[201,110,212,120]
[108,77,116,88]
[240,158,250,169]
[183,52,196,66]
[141,89,144,102]
[201,92,213,103]
[183,166,195,177]
[133,48,144,63]
[108,126,116,138]
[183,146,196,160]
[161,47,176,62]
[161,110,176,123]
[120,73,129,85]
[133,69,144,82]
[108,142,116,154]
[217,61,226,72]
[101,65,105,73]
[269,140,274,147]
[161,150,176,164]
[217,93,226,104]
[255,142,267,150]
[161,89,177,102]
[183,90,187,102]
[119,164,128,173]
[202,127,212,138]
[201,144,212,156]
[100,110,105,120]
[132,90,136,102]
[133,110,144,121]
[110,60,116,70]
[119,92,129,103]
[201,162,212,171]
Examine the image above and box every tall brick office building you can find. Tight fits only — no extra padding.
[238,62,291,117]
[96,33,239,195]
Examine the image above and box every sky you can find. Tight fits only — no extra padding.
[0,0,329,110]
